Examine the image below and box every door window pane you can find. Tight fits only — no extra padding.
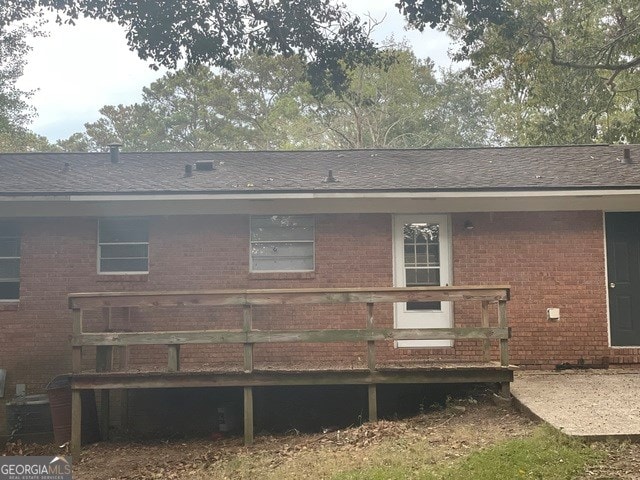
[403,223,441,310]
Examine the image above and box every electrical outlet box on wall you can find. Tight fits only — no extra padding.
[547,308,560,321]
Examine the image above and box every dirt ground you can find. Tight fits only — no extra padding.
[3,396,640,479]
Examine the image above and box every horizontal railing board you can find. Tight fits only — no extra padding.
[71,368,514,390]
[72,327,510,346]
[68,286,510,309]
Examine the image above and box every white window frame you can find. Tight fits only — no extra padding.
[0,223,20,302]
[250,215,315,273]
[97,219,149,275]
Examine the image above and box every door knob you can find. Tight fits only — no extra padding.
[610,282,616,288]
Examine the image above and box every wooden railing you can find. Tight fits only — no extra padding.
[68,285,510,454]
[69,286,511,375]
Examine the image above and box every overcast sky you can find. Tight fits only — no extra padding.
[17,2,452,142]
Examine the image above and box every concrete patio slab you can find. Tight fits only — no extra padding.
[511,370,640,440]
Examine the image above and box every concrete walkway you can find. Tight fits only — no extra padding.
[511,370,640,440]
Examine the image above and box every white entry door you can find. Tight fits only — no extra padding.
[393,215,452,347]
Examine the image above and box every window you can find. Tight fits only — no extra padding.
[0,222,20,300]
[250,215,314,272]
[403,223,441,310]
[98,219,149,274]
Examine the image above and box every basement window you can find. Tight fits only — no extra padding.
[250,216,315,272]
[0,222,20,301]
[98,219,149,274]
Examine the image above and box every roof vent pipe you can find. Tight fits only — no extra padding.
[323,169,336,183]
[107,143,122,164]
[623,147,632,164]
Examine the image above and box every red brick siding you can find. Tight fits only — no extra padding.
[0,211,637,434]
[452,211,610,369]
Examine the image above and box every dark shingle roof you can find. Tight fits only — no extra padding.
[0,145,638,195]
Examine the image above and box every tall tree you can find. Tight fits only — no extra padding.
[0,18,54,152]
[219,55,318,149]
[443,0,640,144]
[0,1,532,99]
[64,59,314,152]
[306,48,494,148]
[60,49,494,151]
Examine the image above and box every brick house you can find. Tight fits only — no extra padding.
[1,144,640,438]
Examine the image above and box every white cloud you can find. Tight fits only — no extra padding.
[18,17,165,140]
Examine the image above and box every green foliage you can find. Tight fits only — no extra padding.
[58,49,495,152]
[447,0,640,145]
[333,426,602,480]
[0,20,55,152]
[307,48,494,148]
[6,1,638,146]
[1,0,380,96]
[0,23,34,135]
[0,129,52,152]
[59,58,315,152]
[0,1,515,97]
[396,0,510,51]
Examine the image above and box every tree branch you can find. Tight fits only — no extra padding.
[536,30,640,72]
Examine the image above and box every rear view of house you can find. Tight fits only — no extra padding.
[1,145,639,450]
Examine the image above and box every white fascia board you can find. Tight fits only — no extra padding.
[65,189,640,201]
[2,189,640,217]
[0,189,638,202]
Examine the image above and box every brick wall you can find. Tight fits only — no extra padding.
[0,210,636,434]
[452,211,611,369]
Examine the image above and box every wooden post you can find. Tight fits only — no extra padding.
[97,308,113,440]
[118,346,130,372]
[71,389,82,457]
[244,386,254,446]
[481,300,490,362]
[366,303,376,371]
[96,347,113,372]
[120,390,129,434]
[97,308,114,372]
[243,305,253,373]
[120,308,131,432]
[498,299,510,398]
[498,300,508,367]
[102,307,112,330]
[120,307,132,371]
[72,309,83,373]
[366,303,377,422]
[168,345,180,372]
[368,384,378,422]
[99,390,110,441]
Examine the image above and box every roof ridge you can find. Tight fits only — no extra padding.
[0,143,622,157]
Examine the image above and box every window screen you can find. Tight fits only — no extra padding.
[98,219,149,273]
[0,223,20,300]
[250,216,314,271]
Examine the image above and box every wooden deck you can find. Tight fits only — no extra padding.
[67,286,512,456]
[72,364,513,390]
